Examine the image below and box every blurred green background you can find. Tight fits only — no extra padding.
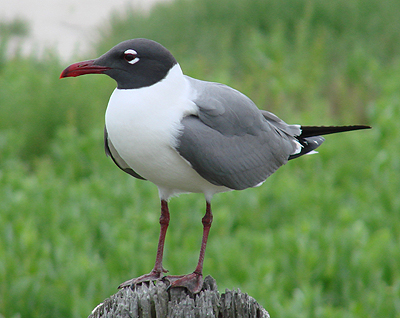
[1,0,399,317]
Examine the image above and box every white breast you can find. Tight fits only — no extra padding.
[105,64,228,200]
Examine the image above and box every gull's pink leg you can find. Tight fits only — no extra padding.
[167,201,213,293]
[119,200,170,288]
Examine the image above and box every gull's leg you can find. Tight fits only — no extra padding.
[118,200,170,288]
[166,201,213,293]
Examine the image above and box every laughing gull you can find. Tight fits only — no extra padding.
[60,38,370,293]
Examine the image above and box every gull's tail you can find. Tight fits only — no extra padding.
[289,125,371,160]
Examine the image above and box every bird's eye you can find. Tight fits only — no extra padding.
[123,49,140,65]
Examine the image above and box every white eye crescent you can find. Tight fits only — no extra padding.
[124,49,140,65]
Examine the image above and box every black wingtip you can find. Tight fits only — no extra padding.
[299,125,371,138]
[289,136,325,160]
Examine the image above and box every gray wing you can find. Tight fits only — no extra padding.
[104,127,146,180]
[176,77,300,190]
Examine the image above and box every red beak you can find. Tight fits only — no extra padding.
[60,60,111,78]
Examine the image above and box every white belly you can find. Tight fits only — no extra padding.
[104,65,228,199]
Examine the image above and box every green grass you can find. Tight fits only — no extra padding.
[1,0,400,317]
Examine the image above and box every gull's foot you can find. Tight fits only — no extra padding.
[118,267,168,289]
[165,272,204,294]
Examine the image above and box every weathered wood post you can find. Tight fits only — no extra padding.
[88,275,269,318]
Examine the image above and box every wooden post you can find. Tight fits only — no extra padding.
[88,275,269,318]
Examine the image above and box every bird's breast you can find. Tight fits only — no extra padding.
[104,66,224,196]
[105,81,191,168]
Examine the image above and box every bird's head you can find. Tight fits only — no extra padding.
[60,39,177,89]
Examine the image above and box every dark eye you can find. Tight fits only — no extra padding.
[123,49,139,65]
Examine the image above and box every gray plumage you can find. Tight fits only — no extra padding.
[176,77,302,190]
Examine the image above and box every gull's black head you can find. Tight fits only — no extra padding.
[60,39,177,89]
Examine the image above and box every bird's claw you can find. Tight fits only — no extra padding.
[118,267,168,289]
[165,272,204,294]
